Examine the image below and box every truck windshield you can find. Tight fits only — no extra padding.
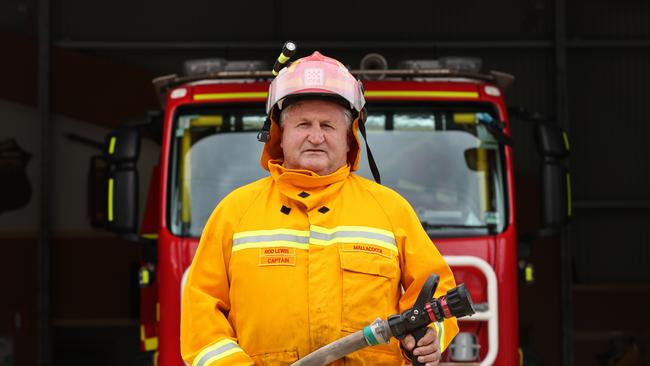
[168,104,507,238]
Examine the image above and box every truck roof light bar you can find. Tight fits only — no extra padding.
[152,68,514,107]
[224,60,269,72]
[183,58,269,77]
[183,58,227,76]
[439,57,482,73]
[397,57,482,73]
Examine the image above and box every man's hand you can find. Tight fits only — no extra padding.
[400,327,441,366]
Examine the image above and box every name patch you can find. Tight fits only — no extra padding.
[342,243,391,257]
[260,247,296,256]
[259,247,296,266]
[259,256,296,266]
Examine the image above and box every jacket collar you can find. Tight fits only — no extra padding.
[268,159,349,211]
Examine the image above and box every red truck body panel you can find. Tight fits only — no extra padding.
[150,76,520,365]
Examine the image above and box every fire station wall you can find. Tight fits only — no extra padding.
[566,48,650,364]
[565,6,650,363]
[44,0,648,43]
[0,0,31,33]
[568,49,650,283]
[0,98,159,365]
[282,0,553,40]
[50,0,554,41]
[568,0,650,39]
[0,235,37,366]
[52,0,274,41]
[0,98,159,232]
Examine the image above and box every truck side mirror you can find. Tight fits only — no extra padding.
[105,126,141,163]
[535,122,571,228]
[102,126,141,233]
[541,162,570,227]
[108,166,138,233]
[535,122,569,158]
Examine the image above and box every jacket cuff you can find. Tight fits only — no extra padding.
[190,338,252,366]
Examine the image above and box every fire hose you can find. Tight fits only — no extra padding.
[290,274,475,366]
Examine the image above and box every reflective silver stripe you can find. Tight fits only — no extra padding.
[232,234,309,246]
[310,230,396,246]
[195,343,239,366]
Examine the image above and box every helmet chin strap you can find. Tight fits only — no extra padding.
[357,109,381,184]
[257,117,271,143]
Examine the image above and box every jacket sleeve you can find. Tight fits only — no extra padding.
[395,198,459,352]
[180,200,254,366]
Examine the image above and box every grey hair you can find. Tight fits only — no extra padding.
[279,99,353,128]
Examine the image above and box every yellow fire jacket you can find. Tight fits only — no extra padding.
[181,160,459,365]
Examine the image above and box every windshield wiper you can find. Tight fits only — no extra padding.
[421,221,497,236]
[421,222,489,230]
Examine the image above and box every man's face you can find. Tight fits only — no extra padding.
[280,99,351,176]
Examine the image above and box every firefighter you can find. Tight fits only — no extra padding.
[180,51,459,366]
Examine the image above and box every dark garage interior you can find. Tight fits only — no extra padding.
[1,0,650,365]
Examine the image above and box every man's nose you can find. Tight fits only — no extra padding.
[306,126,325,144]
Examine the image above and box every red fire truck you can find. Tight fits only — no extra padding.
[98,52,570,365]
